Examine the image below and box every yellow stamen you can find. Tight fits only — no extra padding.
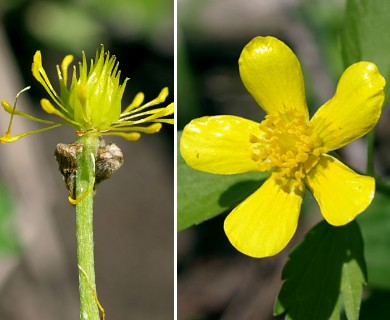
[101,132,141,141]
[250,110,325,192]
[123,92,145,113]
[120,103,174,125]
[123,87,168,114]
[3,86,31,136]
[0,87,63,144]
[68,187,94,205]
[68,174,95,205]
[60,54,74,85]
[40,99,80,127]
[110,123,162,133]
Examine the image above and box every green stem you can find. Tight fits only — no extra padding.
[75,133,100,320]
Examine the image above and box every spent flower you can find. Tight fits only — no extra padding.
[1,46,173,143]
[180,36,385,258]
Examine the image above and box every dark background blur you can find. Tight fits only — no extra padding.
[177,0,390,319]
[0,0,173,319]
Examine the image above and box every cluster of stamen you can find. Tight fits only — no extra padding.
[250,110,325,193]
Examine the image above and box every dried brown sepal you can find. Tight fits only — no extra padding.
[95,141,124,184]
[55,143,82,200]
[54,140,124,199]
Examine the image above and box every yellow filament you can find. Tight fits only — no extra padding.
[68,186,94,205]
[4,86,31,136]
[250,111,324,191]
[78,265,106,320]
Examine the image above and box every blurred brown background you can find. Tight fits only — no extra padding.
[0,0,174,319]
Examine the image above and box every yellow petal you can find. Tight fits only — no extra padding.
[180,115,261,174]
[310,62,385,151]
[239,36,308,118]
[224,175,303,258]
[305,154,374,226]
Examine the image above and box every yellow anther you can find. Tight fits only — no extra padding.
[250,110,324,192]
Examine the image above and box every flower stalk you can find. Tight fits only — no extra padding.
[75,132,100,320]
[0,46,174,318]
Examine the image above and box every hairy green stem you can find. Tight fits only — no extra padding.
[75,133,100,320]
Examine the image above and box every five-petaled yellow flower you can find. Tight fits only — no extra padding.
[180,36,386,258]
[1,46,173,143]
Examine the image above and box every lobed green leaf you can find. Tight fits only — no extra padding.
[358,191,390,289]
[274,220,366,320]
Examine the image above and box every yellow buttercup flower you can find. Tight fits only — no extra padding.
[180,36,386,258]
[1,46,173,143]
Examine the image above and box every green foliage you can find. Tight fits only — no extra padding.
[299,0,345,79]
[341,0,390,292]
[21,0,173,53]
[341,0,390,99]
[358,192,390,289]
[177,36,201,128]
[0,182,21,255]
[26,2,104,53]
[177,132,268,231]
[274,221,367,320]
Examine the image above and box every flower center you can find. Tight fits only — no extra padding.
[250,111,325,193]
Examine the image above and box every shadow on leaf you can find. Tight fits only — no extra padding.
[218,178,266,208]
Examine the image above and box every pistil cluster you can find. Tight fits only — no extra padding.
[250,110,325,193]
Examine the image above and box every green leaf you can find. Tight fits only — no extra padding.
[177,132,268,231]
[357,191,390,289]
[341,0,390,98]
[26,2,104,53]
[274,221,366,320]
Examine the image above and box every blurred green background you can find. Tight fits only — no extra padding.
[0,0,173,319]
[2,0,173,107]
